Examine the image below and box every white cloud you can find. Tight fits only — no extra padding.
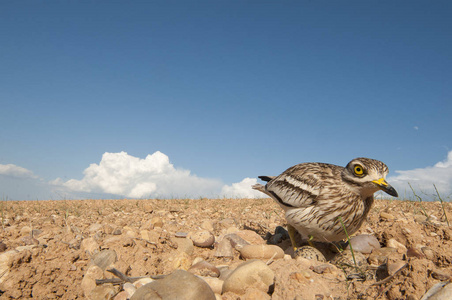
[56,151,224,198]
[221,177,265,198]
[414,126,419,130]
[0,164,37,179]
[388,150,452,198]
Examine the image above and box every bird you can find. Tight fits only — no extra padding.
[252,157,398,249]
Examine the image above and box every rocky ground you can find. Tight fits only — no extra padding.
[0,198,451,299]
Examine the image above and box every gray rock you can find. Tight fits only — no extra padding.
[131,269,215,300]
[346,234,380,254]
[92,249,118,270]
[421,282,452,300]
[214,238,234,258]
[224,233,250,250]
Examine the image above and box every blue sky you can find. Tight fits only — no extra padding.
[1,1,451,200]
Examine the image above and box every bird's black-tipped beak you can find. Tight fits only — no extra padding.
[372,178,398,197]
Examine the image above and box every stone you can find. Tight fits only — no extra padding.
[88,223,103,233]
[130,269,215,300]
[22,236,39,246]
[172,237,194,255]
[113,291,129,300]
[422,247,436,260]
[92,249,118,270]
[421,281,452,300]
[150,216,163,228]
[81,265,104,297]
[88,284,116,300]
[346,234,380,254]
[407,247,425,259]
[214,238,234,258]
[199,276,224,294]
[224,233,250,250]
[386,238,407,253]
[190,230,215,248]
[380,212,395,220]
[239,244,285,260]
[235,230,265,245]
[387,260,407,276]
[368,247,397,265]
[172,252,192,270]
[201,219,214,232]
[222,259,275,295]
[188,260,221,277]
[0,250,18,284]
[81,237,99,255]
[0,241,7,252]
[133,277,154,289]
[123,282,136,297]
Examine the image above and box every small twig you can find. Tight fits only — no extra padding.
[266,252,278,265]
[95,268,148,285]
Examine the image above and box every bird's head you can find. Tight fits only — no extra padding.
[343,158,398,198]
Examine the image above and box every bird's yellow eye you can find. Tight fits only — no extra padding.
[354,165,364,176]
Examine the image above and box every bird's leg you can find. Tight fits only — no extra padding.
[287,224,299,251]
[307,235,315,248]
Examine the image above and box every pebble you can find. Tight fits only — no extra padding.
[268,233,284,244]
[172,237,194,255]
[431,271,451,281]
[235,230,266,245]
[123,282,136,297]
[20,226,32,236]
[88,284,116,300]
[150,216,164,228]
[407,247,425,259]
[422,247,436,260]
[346,234,380,254]
[0,250,17,284]
[414,214,428,223]
[130,269,216,300]
[421,281,452,300]
[175,232,188,238]
[81,237,99,255]
[386,238,407,253]
[92,249,118,270]
[199,276,224,294]
[81,265,104,297]
[190,230,215,248]
[387,260,406,276]
[0,241,7,252]
[224,233,250,250]
[188,260,221,277]
[133,277,154,289]
[172,252,192,270]
[88,223,103,233]
[201,219,214,232]
[239,244,285,260]
[380,212,395,220]
[22,236,39,246]
[222,259,275,295]
[214,238,234,258]
[310,264,337,274]
[368,247,397,265]
[143,203,153,213]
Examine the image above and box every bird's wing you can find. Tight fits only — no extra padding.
[265,163,342,208]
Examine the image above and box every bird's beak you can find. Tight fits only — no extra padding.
[372,178,398,197]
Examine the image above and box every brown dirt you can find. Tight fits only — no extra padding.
[0,198,451,299]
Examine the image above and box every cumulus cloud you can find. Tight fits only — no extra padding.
[56,151,224,198]
[0,164,37,179]
[221,178,265,198]
[388,150,452,198]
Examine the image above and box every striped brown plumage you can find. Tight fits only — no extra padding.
[252,158,398,243]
